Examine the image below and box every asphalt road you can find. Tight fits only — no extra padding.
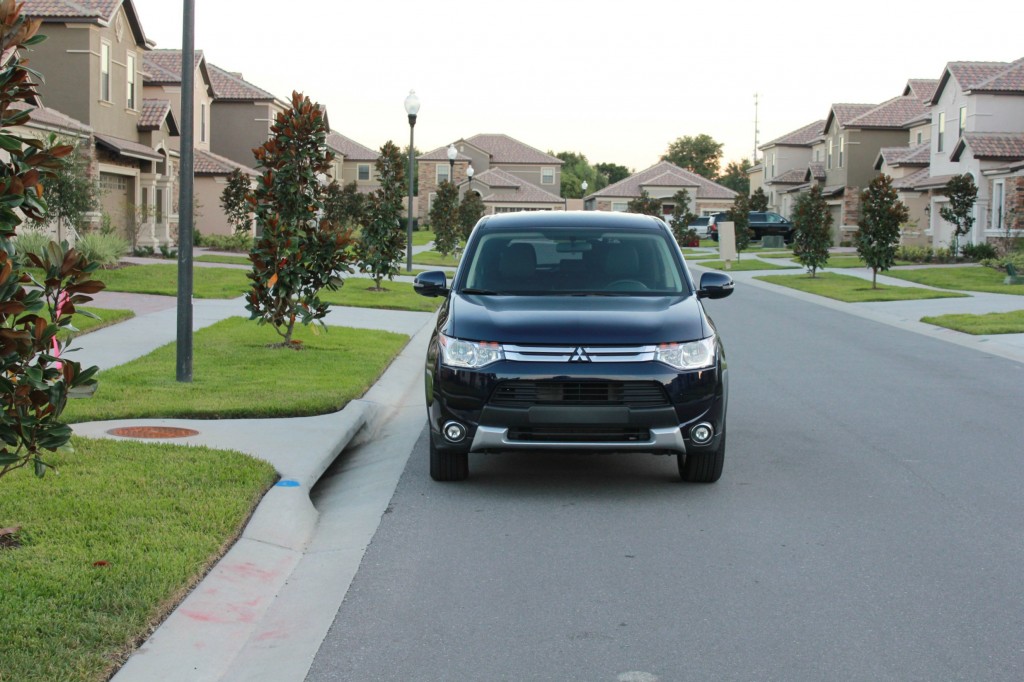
[306,281,1024,682]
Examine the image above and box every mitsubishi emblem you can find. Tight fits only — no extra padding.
[569,347,591,362]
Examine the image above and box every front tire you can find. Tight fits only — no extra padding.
[678,423,725,483]
[430,431,468,481]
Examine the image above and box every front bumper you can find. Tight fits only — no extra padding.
[427,358,727,456]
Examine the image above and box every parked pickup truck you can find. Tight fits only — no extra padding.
[709,211,795,243]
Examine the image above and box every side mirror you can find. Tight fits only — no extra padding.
[697,271,734,299]
[414,270,448,298]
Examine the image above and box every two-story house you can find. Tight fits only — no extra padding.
[417,134,564,216]
[206,65,287,171]
[817,96,927,243]
[757,120,825,217]
[326,132,381,194]
[918,58,1024,247]
[583,161,737,219]
[24,0,180,247]
[143,49,261,237]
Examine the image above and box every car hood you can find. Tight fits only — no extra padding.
[447,293,708,345]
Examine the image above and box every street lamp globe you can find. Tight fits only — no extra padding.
[581,180,588,193]
[404,90,420,117]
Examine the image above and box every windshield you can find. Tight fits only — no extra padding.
[459,227,689,296]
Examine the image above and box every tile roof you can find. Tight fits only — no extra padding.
[971,58,1024,94]
[766,168,807,184]
[11,101,91,135]
[137,99,176,133]
[417,145,473,162]
[877,142,930,168]
[952,132,1024,161]
[194,149,258,176]
[586,161,737,201]
[947,61,1015,91]
[22,0,120,20]
[142,50,204,85]
[761,120,826,148]
[463,134,563,165]
[326,132,380,161]
[828,103,877,130]
[892,166,932,191]
[23,1,151,47]
[469,167,563,204]
[849,95,929,129]
[914,173,960,190]
[904,79,939,104]
[94,133,163,161]
[807,163,826,181]
[207,64,276,102]
[780,183,810,195]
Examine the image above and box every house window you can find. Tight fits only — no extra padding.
[993,181,1005,231]
[436,164,450,184]
[611,201,628,212]
[100,41,111,101]
[358,164,370,181]
[770,153,775,178]
[916,131,922,144]
[126,53,136,109]
[937,112,946,153]
[141,187,149,220]
[839,137,845,168]
[541,167,555,185]
[427,192,437,213]
[155,188,164,224]
[827,138,833,170]
[958,106,967,138]
[200,103,207,143]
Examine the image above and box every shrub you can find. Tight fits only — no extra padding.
[897,245,932,263]
[76,232,129,268]
[961,242,997,261]
[196,232,253,252]
[981,251,1024,273]
[13,227,50,259]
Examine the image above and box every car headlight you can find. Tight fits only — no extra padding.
[440,334,504,369]
[656,336,716,370]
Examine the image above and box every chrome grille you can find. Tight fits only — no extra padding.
[503,344,657,363]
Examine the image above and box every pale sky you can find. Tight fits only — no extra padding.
[131,0,1022,174]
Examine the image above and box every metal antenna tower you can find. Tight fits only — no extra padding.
[753,93,760,163]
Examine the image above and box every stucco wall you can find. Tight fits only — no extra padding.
[210,101,271,168]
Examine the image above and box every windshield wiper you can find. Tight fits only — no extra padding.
[460,288,501,295]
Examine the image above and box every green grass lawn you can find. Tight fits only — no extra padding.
[91,263,249,298]
[413,249,461,267]
[63,317,409,422]
[696,259,800,271]
[884,266,1024,296]
[0,437,276,682]
[921,310,1024,335]
[412,229,435,246]
[196,254,250,266]
[756,272,970,302]
[323,279,440,312]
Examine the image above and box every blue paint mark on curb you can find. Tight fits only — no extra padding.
[276,479,301,488]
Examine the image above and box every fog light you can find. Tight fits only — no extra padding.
[690,422,713,445]
[443,421,467,443]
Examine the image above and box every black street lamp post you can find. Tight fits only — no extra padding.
[447,143,457,185]
[404,90,419,272]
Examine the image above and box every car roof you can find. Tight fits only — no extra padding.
[476,210,666,231]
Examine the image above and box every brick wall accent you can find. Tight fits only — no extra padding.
[596,200,612,212]
[417,160,468,217]
[841,186,861,227]
[1008,176,1024,231]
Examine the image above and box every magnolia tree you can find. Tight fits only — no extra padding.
[730,193,752,258]
[1,5,104,481]
[324,180,366,230]
[857,174,909,288]
[428,180,460,257]
[668,189,698,247]
[33,136,99,242]
[458,190,485,242]
[939,174,977,260]
[792,185,832,277]
[245,91,353,348]
[355,141,407,290]
[627,190,662,217]
[220,168,253,235]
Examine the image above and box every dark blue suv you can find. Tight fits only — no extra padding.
[414,211,733,483]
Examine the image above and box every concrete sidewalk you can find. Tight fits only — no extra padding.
[64,292,435,682]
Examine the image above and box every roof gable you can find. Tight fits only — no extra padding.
[761,120,826,149]
[824,103,877,132]
[326,132,380,162]
[138,98,177,134]
[903,79,939,104]
[848,95,928,130]
[463,133,563,165]
[207,64,276,102]
[931,60,1021,103]
[23,0,152,48]
[951,132,1024,162]
[588,161,736,201]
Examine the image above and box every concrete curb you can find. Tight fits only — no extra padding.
[99,320,434,682]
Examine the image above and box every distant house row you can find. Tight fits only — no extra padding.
[17,0,382,245]
[751,57,1024,248]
